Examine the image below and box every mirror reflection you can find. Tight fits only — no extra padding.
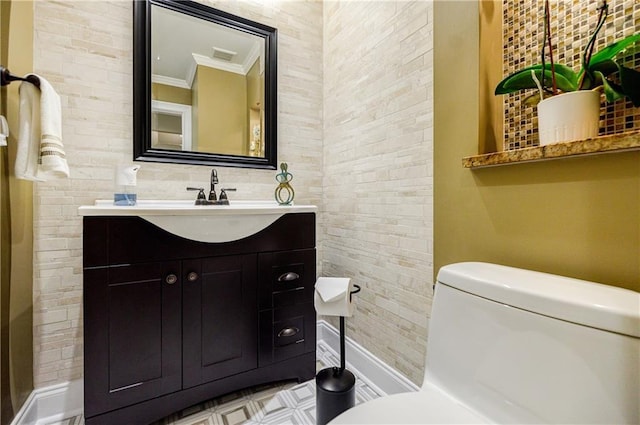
[133,0,278,169]
[151,4,265,157]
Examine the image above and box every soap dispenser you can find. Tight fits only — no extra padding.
[114,165,140,206]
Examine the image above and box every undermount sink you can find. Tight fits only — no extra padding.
[78,200,317,243]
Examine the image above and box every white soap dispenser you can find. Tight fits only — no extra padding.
[114,165,140,206]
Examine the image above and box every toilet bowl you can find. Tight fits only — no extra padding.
[331,262,640,424]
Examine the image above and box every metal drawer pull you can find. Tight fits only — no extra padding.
[277,327,300,338]
[187,272,199,282]
[165,274,177,285]
[278,272,300,282]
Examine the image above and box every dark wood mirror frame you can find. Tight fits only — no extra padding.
[133,0,278,169]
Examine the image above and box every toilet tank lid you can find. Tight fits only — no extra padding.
[437,262,640,338]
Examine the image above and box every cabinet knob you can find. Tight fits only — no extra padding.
[165,274,178,285]
[277,272,300,282]
[187,272,199,282]
[277,327,300,338]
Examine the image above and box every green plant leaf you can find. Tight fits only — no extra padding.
[619,65,640,107]
[576,68,597,90]
[589,33,640,71]
[495,64,578,94]
[595,71,624,103]
[588,59,619,76]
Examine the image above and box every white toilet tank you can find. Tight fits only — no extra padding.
[428,262,640,424]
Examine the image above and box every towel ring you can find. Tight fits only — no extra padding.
[0,66,40,89]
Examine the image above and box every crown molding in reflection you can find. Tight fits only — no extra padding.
[244,42,263,75]
[192,52,246,76]
[151,74,190,89]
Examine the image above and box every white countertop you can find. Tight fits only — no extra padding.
[78,200,317,216]
[78,200,317,243]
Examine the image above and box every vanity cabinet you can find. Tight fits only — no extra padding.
[83,213,316,425]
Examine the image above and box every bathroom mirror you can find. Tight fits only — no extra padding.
[133,0,278,169]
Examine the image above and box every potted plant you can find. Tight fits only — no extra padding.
[494,1,640,146]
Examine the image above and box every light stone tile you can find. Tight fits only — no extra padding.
[34,309,68,327]
[35,348,62,365]
[322,1,433,385]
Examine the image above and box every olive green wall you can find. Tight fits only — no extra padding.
[194,66,247,156]
[434,1,640,292]
[0,1,34,423]
[246,60,261,110]
[151,83,191,105]
[246,60,262,156]
[0,3,10,420]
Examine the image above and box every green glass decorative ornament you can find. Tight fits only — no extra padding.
[275,162,294,205]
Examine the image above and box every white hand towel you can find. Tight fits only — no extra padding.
[15,75,69,181]
[14,82,41,180]
[0,115,9,147]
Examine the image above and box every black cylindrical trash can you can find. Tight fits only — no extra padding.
[316,366,356,425]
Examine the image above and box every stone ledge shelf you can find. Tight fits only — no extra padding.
[463,130,640,169]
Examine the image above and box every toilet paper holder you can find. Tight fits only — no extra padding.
[349,284,361,302]
[316,283,361,425]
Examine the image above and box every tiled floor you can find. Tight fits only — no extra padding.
[44,342,384,425]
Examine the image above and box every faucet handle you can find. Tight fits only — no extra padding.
[186,187,207,204]
[219,188,236,201]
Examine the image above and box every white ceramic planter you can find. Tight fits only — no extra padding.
[537,90,601,146]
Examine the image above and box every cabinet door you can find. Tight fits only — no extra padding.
[182,255,258,388]
[84,262,182,418]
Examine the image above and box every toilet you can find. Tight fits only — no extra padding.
[330,262,640,424]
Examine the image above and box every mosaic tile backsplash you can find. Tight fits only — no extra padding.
[503,0,640,150]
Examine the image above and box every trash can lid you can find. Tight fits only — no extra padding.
[316,367,356,392]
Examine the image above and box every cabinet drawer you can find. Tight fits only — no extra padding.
[273,286,307,309]
[274,315,304,347]
[273,315,306,362]
[259,303,316,367]
[272,262,305,292]
[259,249,316,310]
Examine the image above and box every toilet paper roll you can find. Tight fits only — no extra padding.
[314,277,354,317]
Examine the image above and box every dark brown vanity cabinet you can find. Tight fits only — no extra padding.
[83,213,316,425]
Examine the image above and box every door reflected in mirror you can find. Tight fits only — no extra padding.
[133,0,278,169]
[151,100,192,151]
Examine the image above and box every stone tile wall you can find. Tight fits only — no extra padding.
[31,0,323,387]
[322,1,434,385]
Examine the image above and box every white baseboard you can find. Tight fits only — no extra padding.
[13,322,417,424]
[316,319,419,395]
[11,380,83,425]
